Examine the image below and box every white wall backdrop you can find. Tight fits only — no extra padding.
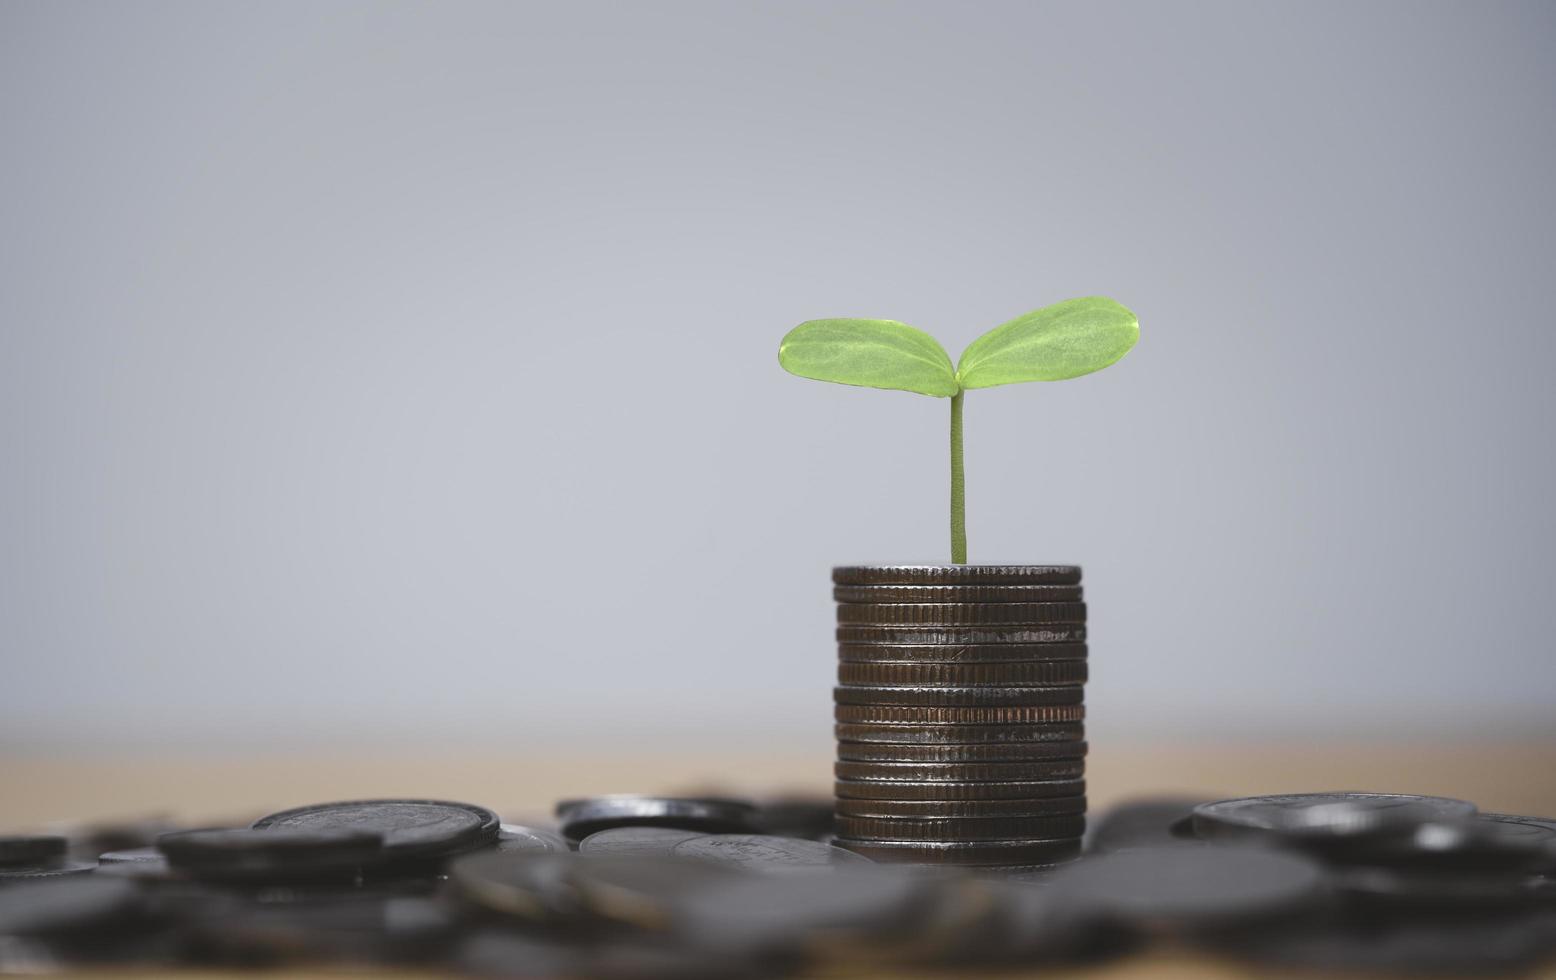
[2,1,1553,750]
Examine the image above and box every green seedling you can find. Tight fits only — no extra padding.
[779,296,1138,563]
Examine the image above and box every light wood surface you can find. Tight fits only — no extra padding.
[4,740,1554,978]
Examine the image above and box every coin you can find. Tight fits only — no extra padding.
[836,815,1085,842]
[579,827,709,857]
[835,837,1083,866]
[555,796,756,840]
[834,685,1084,708]
[157,828,385,881]
[839,660,1089,686]
[838,625,1088,645]
[496,824,571,855]
[0,835,67,867]
[836,740,1088,763]
[97,846,168,866]
[835,722,1084,744]
[836,760,1086,783]
[750,796,837,840]
[835,797,1088,819]
[1192,793,1478,843]
[1334,864,1545,907]
[0,862,97,881]
[836,602,1088,626]
[1479,813,1556,848]
[833,566,1081,586]
[671,835,866,872]
[833,584,1084,603]
[447,851,578,923]
[568,854,742,931]
[835,704,1085,726]
[836,779,1086,802]
[1046,844,1328,932]
[0,876,143,936]
[1084,797,1208,853]
[252,799,499,860]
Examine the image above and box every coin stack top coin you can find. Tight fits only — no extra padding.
[831,565,1088,867]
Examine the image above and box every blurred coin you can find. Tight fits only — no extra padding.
[0,862,96,881]
[838,625,1088,645]
[833,566,1081,586]
[555,796,756,840]
[837,814,1085,842]
[0,836,67,868]
[835,704,1085,725]
[670,863,943,959]
[1046,844,1328,933]
[447,851,581,924]
[1085,797,1209,853]
[834,685,1083,707]
[834,584,1083,603]
[836,838,1082,866]
[252,799,498,860]
[568,855,741,931]
[836,759,1085,783]
[1192,793,1477,844]
[672,835,866,872]
[158,828,383,882]
[836,778,1085,802]
[97,847,169,868]
[836,797,1087,820]
[1341,818,1554,873]
[839,643,1088,665]
[0,876,142,936]
[1480,813,1556,849]
[750,796,836,840]
[836,722,1084,744]
[1334,864,1547,907]
[495,824,570,855]
[839,662,1088,688]
[837,739,1087,764]
[580,827,708,857]
[837,602,1088,626]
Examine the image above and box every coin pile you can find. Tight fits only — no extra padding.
[831,564,1089,868]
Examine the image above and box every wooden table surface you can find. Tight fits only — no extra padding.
[4,739,1555,978]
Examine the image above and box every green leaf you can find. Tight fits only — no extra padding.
[779,318,958,397]
[956,297,1138,389]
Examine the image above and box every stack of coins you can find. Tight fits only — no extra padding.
[830,565,1088,869]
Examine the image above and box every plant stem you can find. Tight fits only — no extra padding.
[950,390,966,564]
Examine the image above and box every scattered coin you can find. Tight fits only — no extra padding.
[252,799,499,860]
[555,796,756,840]
[835,759,1086,783]
[840,644,1082,668]
[834,584,1084,603]
[157,828,384,882]
[1046,844,1329,932]
[579,827,709,857]
[836,740,1088,764]
[0,875,143,936]
[835,722,1085,744]
[838,625,1089,645]
[835,704,1086,726]
[1085,797,1208,853]
[836,837,1083,866]
[97,846,168,866]
[568,854,742,931]
[495,824,570,855]
[672,834,866,872]
[832,566,1081,586]
[0,862,97,881]
[835,797,1088,820]
[0,835,67,867]
[446,851,580,923]
[836,602,1088,626]
[1192,793,1478,844]
[836,815,1086,842]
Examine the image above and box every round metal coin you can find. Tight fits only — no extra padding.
[157,828,385,881]
[837,739,1088,764]
[834,685,1084,708]
[833,584,1083,603]
[0,835,67,867]
[838,625,1088,645]
[580,827,710,857]
[838,643,1089,665]
[833,566,1081,586]
[835,760,1085,783]
[837,778,1086,802]
[836,602,1088,626]
[835,838,1083,866]
[837,814,1085,842]
[835,722,1084,744]
[555,796,756,840]
[496,824,571,855]
[839,662,1089,689]
[835,704,1085,726]
[1192,793,1478,843]
[672,834,867,872]
[252,799,499,859]
[835,797,1088,820]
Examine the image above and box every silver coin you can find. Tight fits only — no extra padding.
[672,834,867,873]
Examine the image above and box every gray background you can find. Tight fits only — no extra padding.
[3,1,1553,752]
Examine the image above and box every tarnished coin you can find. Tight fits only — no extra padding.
[0,835,67,867]
[837,814,1085,842]
[837,740,1088,764]
[837,778,1086,802]
[835,704,1085,726]
[158,828,385,881]
[496,824,571,855]
[834,685,1083,708]
[839,625,1088,645]
[672,834,866,872]
[839,644,1088,665]
[837,602,1088,626]
[836,722,1084,744]
[834,584,1084,604]
[1192,793,1478,843]
[836,797,1088,820]
[1046,844,1329,932]
[580,827,709,857]
[833,566,1081,586]
[836,759,1085,783]
[253,799,499,859]
[555,796,756,840]
[835,837,1083,866]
